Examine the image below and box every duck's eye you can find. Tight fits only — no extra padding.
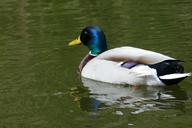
[80,30,91,45]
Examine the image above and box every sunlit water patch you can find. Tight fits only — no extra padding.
[70,78,187,114]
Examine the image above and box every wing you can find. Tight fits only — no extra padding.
[81,59,163,86]
[97,46,175,64]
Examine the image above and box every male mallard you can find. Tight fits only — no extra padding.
[68,26,191,86]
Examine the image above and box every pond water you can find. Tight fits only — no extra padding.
[0,0,192,127]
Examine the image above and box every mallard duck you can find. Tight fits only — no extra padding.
[68,26,191,86]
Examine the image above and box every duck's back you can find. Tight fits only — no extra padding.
[97,46,175,64]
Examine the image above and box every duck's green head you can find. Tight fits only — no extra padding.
[69,26,108,56]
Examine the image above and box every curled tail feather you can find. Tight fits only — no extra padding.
[149,60,190,85]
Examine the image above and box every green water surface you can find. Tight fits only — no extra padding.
[0,0,192,128]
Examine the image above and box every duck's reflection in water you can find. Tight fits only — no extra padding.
[71,78,187,114]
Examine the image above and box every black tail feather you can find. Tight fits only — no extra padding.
[148,60,184,77]
[148,60,186,85]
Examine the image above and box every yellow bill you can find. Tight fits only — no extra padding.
[68,36,81,46]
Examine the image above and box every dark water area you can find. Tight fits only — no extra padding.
[0,0,192,127]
